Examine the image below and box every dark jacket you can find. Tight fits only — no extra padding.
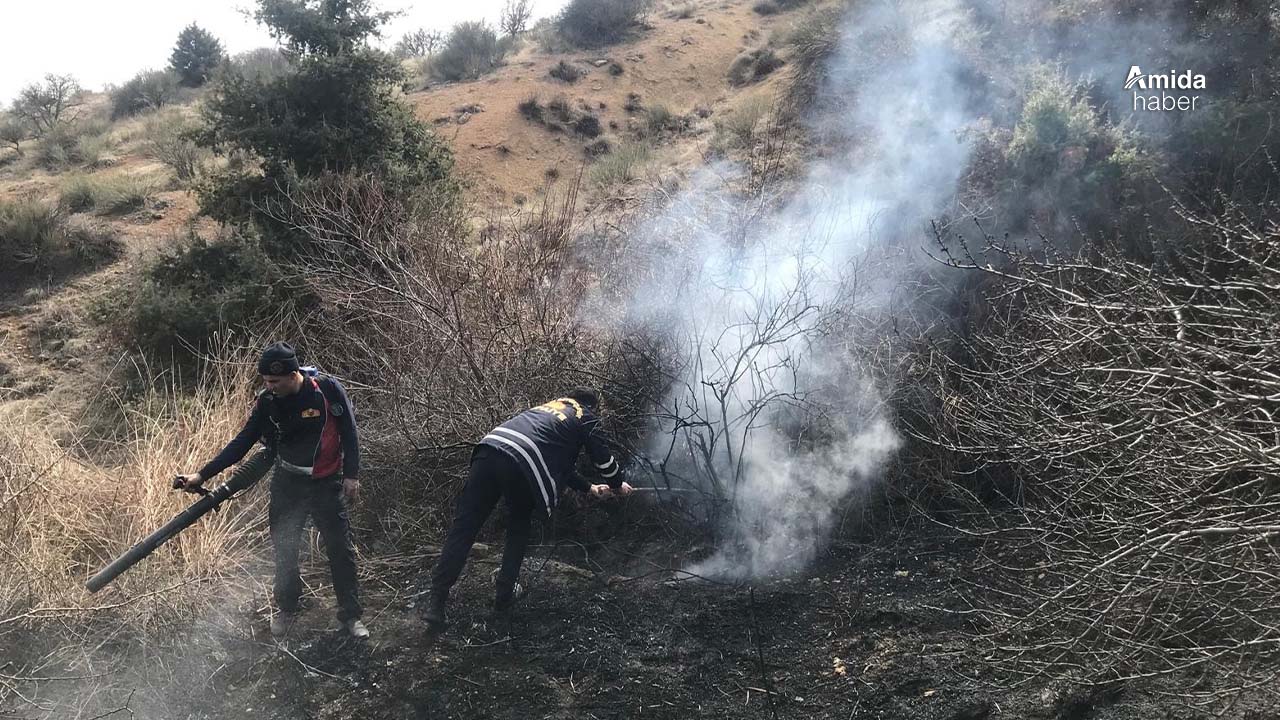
[199,372,360,481]
[478,397,621,515]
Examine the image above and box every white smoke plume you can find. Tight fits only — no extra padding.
[598,0,983,580]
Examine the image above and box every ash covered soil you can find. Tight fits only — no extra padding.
[162,522,1231,720]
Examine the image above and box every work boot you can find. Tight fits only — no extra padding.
[269,611,299,638]
[423,591,448,629]
[494,582,524,613]
[343,619,370,639]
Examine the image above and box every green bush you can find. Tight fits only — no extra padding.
[432,21,505,82]
[110,69,182,119]
[27,112,114,170]
[34,131,75,169]
[1000,66,1154,234]
[557,0,654,48]
[59,176,98,213]
[100,230,292,363]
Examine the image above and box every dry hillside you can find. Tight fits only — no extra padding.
[0,0,793,415]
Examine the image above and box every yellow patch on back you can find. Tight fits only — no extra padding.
[534,398,584,421]
[301,408,321,418]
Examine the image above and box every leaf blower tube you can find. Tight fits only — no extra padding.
[85,448,275,593]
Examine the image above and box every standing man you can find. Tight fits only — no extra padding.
[424,388,632,629]
[177,342,368,639]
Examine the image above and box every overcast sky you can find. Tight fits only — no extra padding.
[1,0,568,105]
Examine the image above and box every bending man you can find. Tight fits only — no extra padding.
[424,388,632,628]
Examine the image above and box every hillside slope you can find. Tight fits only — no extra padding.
[0,0,794,415]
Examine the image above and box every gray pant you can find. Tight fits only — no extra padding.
[269,467,362,622]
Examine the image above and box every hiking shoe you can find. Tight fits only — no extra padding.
[269,611,299,638]
[344,619,370,639]
[494,582,524,613]
[423,593,448,629]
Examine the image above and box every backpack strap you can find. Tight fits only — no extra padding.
[314,375,348,418]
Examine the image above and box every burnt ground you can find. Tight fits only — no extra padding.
[3,512,1273,720]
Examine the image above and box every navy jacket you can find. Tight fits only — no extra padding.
[199,373,360,481]
[479,397,621,515]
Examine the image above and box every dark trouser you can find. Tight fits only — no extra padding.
[430,446,536,599]
[269,468,362,622]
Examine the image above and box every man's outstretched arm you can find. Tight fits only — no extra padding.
[177,398,268,491]
[581,413,631,496]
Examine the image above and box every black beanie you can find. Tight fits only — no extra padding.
[258,342,300,376]
[566,387,600,410]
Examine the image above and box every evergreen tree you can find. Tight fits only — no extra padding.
[169,23,225,87]
[197,0,455,251]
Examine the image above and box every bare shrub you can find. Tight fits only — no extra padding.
[395,28,443,58]
[10,74,83,139]
[922,202,1280,706]
[500,0,535,37]
[254,172,644,537]
[642,103,687,136]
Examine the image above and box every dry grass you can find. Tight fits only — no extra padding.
[59,171,163,215]
[589,139,654,190]
[710,93,773,153]
[0,348,269,632]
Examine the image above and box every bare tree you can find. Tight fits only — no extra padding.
[500,0,535,37]
[394,28,443,58]
[10,74,83,138]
